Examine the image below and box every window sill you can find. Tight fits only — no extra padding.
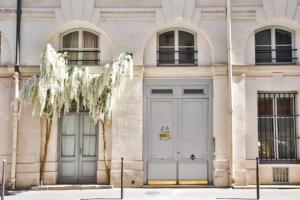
[157,64,198,67]
[255,62,297,65]
[259,160,300,164]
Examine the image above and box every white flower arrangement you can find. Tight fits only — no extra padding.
[22,44,133,122]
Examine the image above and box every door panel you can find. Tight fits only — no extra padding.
[59,115,79,183]
[79,115,97,183]
[146,96,209,185]
[148,99,177,183]
[59,114,97,184]
[178,99,208,183]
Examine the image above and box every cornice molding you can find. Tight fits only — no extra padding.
[0,8,55,21]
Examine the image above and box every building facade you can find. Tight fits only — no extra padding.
[0,0,300,188]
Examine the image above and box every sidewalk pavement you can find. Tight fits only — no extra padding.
[4,188,300,200]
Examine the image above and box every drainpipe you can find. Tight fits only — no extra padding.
[10,0,22,189]
[226,0,234,187]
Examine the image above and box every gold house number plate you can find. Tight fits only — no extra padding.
[159,133,172,140]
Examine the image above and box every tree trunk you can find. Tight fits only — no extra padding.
[40,118,52,185]
[101,120,110,183]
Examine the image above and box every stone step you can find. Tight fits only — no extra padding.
[234,185,300,189]
[144,185,217,188]
[31,184,113,191]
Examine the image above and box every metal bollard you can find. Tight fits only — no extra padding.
[256,157,260,200]
[1,159,6,200]
[121,157,124,199]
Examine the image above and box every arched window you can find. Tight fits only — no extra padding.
[158,30,197,65]
[255,27,295,64]
[61,29,100,65]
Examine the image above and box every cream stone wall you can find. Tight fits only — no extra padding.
[1,0,300,188]
[245,73,300,185]
[213,75,230,187]
[111,66,144,187]
[0,79,13,185]
[16,105,41,188]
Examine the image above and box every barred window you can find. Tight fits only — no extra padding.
[255,27,297,64]
[258,92,298,162]
[61,29,100,66]
[157,30,197,65]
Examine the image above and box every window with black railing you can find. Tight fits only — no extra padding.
[255,28,297,64]
[61,30,100,65]
[157,30,197,65]
[258,92,299,163]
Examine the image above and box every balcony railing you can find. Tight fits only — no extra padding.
[157,50,198,66]
[59,50,100,65]
[255,48,297,64]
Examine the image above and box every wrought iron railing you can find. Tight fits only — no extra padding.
[59,50,100,65]
[255,48,297,64]
[157,50,198,66]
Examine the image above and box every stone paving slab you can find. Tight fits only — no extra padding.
[4,188,300,200]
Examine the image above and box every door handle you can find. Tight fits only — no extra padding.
[190,154,195,160]
[80,148,82,156]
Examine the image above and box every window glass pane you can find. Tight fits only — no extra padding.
[258,97,273,115]
[159,47,175,64]
[61,136,75,157]
[63,31,79,48]
[276,29,291,45]
[83,31,99,65]
[255,46,272,63]
[62,116,77,135]
[61,115,77,157]
[83,135,96,157]
[277,118,295,159]
[159,31,174,46]
[276,45,292,63]
[83,52,98,65]
[179,31,194,46]
[66,52,79,65]
[63,31,79,65]
[277,97,294,115]
[179,47,195,64]
[255,29,271,45]
[258,118,275,159]
[83,115,96,136]
[83,31,98,48]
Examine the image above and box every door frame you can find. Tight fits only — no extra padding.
[143,79,213,185]
[57,112,99,184]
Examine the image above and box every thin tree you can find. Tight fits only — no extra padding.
[22,44,133,185]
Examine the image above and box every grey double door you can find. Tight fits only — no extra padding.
[146,83,209,185]
[58,113,98,184]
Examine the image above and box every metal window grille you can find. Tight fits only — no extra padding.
[273,167,289,183]
[258,92,298,162]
